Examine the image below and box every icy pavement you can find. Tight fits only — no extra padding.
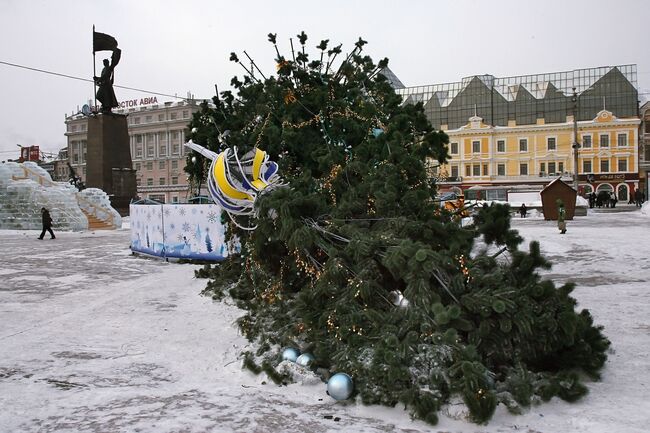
[1,208,650,433]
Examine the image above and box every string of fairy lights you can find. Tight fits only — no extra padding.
[219,42,480,345]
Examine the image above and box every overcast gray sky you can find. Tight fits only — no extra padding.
[1,0,648,160]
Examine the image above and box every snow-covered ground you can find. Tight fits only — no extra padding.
[1,204,649,433]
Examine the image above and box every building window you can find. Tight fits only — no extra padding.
[496,140,505,153]
[146,178,153,186]
[582,135,592,148]
[159,177,165,185]
[618,158,628,171]
[146,161,153,170]
[472,140,481,153]
[159,144,167,156]
[159,161,165,170]
[70,125,77,132]
[599,134,609,147]
[171,160,178,169]
[519,163,528,175]
[519,138,528,152]
[145,115,152,123]
[472,164,480,176]
[135,162,141,171]
[450,165,459,178]
[149,194,166,203]
[465,165,471,177]
[583,160,592,173]
[497,163,505,176]
[617,133,627,147]
[600,159,609,172]
[540,162,546,174]
[170,112,178,120]
[558,162,564,173]
[146,144,154,158]
[171,176,178,185]
[548,162,556,175]
[136,135,143,144]
[172,144,180,155]
[450,142,458,154]
[158,114,165,122]
[134,117,140,125]
[171,131,180,141]
[482,164,488,176]
[183,110,189,119]
[547,137,556,151]
[172,196,179,203]
[136,178,141,186]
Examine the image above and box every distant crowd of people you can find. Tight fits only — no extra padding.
[587,189,645,209]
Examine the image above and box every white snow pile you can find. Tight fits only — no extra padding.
[641,201,650,217]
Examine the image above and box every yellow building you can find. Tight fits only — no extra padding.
[439,110,639,201]
[396,65,641,201]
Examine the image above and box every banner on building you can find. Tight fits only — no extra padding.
[130,204,229,261]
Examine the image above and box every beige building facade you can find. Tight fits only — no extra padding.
[440,110,640,201]
[65,98,201,203]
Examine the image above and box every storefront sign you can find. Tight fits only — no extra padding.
[579,173,638,182]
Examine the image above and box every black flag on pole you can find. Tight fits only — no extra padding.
[93,31,118,53]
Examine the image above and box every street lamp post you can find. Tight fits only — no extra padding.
[571,88,580,191]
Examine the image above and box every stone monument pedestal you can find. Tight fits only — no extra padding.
[86,114,136,216]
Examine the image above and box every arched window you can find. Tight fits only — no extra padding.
[617,183,629,201]
[596,183,613,193]
[582,184,593,195]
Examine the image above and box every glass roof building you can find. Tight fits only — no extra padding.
[395,65,638,130]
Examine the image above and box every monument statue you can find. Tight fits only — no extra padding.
[94,51,121,113]
[88,27,137,215]
[92,28,121,114]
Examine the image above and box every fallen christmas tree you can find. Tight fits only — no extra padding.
[187,33,610,425]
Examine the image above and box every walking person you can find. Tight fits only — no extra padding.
[519,203,527,218]
[557,199,567,234]
[634,188,643,207]
[38,207,56,240]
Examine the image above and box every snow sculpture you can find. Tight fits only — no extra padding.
[0,161,120,231]
[78,188,121,228]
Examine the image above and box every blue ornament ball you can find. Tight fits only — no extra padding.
[282,347,300,362]
[296,353,315,367]
[327,373,354,400]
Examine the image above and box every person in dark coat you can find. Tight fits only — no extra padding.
[634,188,643,207]
[38,207,56,240]
[519,203,527,218]
[557,199,567,234]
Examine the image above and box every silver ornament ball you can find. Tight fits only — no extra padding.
[191,156,197,163]
[296,353,315,367]
[327,373,353,400]
[281,347,300,362]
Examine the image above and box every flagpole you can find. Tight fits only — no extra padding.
[93,25,97,113]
